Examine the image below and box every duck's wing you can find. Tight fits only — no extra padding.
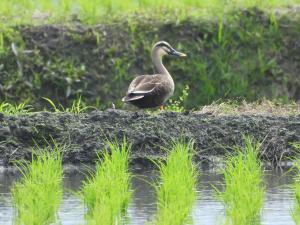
[122,75,161,102]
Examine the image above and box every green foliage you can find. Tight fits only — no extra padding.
[11,144,63,225]
[80,138,132,225]
[215,137,265,225]
[0,101,32,115]
[154,140,197,225]
[166,85,189,112]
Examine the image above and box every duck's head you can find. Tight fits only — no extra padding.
[152,41,187,58]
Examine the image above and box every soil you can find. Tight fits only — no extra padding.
[0,110,299,167]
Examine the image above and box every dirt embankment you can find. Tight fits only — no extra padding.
[0,110,299,167]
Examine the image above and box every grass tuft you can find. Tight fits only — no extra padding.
[154,140,197,225]
[215,137,265,225]
[43,96,92,113]
[80,138,132,225]
[11,144,63,225]
[0,101,32,115]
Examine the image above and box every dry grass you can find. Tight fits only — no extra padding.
[199,99,300,116]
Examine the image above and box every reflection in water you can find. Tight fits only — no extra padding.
[0,168,296,225]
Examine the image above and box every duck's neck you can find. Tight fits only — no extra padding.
[152,49,170,76]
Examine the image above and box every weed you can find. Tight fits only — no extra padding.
[154,140,197,225]
[11,144,63,225]
[43,96,92,113]
[166,85,189,112]
[80,138,132,225]
[0,101,32,115]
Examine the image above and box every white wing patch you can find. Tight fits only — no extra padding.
[130,87,156,94]
[122,95,144,102]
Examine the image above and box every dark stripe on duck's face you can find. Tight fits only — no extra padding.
[155,42,187,57]
[156,42,171,49]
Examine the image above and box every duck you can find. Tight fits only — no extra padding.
[122,41,186,109]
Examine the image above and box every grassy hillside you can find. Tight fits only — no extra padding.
[0,1,299,109]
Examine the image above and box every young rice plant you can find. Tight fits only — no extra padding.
[215,137,265,225]
[80,138,132,225]
[154,140,197,225]
[11,144,63,225]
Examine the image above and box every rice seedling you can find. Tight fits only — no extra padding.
[292,161,300,224]
[154,140,197,225]
[80,138,132,225]
[292,143,300,225]
[215,137,265,225]
[0,101,32,115]
[11,144,63,225]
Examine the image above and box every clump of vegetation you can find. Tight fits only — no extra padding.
[43,96,92,113]
[292,143,300,225]
[11,144,63,225]
[215,137,265,225]
[80,139,132,225]
[154,140,197,225]
[0,101,32,115]
[293,162,300,224]
[166,85,189,112]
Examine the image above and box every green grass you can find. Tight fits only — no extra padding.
[80,139,132,225]
[154,140,197,225]
[43,96,92,113]
[1,0,300,25]
[0,101,32,115]
[215,137,265,225]
[11,144,63,225]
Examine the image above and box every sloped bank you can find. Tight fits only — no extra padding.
[1,8,300,109]
[0,110,299,167]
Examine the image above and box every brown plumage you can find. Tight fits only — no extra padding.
[122,41,186,109]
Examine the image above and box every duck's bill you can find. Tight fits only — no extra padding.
[170,49,187,57]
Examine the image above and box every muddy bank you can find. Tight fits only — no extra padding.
[0,110,299,167]
[0,9,300,109]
